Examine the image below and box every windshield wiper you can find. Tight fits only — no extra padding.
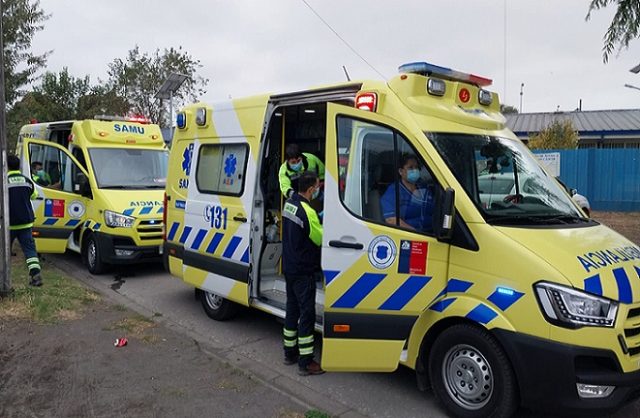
[100,185,131,189]
[488,214,590,225]
[540,214,591,224]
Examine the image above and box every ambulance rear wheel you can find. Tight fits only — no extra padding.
[83,233,107,275]
[199,290,238,321]
[428,324,518,418]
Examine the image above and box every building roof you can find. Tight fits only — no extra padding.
[505,109,640,135]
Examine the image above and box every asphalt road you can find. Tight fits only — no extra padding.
[50,253,640,418]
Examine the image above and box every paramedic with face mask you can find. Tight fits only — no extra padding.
[381,153,435,232]
[278,144,325,199]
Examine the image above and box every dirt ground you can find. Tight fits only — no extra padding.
[591,211,640,245]
[0,299,306,418]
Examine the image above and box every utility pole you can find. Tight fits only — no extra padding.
[0,0,12,298]
[519,83,524,113]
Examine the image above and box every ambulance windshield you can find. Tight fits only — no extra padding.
[89,148,168,189]
[427,133,590,226]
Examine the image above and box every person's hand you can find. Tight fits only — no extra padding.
[503,194,523,204]
[286,189,295,199]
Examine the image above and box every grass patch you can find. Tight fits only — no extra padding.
[304,411,331,418]
[105,313,156,340]
[0,253,98,323]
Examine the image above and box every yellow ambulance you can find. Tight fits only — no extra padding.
[16,116,168,274]
[163,62,640,417]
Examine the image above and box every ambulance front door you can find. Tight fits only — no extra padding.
[22,139,90,253]
[181,138,255,306]
[321,103,451,371]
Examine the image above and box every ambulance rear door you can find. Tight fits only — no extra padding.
[321,103,451,371]
[21,139,90,253]
[180,132,256,307]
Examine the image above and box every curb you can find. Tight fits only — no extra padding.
[50,255,367,418]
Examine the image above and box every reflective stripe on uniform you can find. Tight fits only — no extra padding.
[282,210,304,229]
[26,257,40,271]
[283,327,298,347]
[298,334,314,356]
[283,328,297,337]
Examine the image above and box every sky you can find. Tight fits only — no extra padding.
[30,0,640,113]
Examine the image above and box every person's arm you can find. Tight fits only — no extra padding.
[301,202,323,246]
[312,154,325,181]
[278,163,294,198]
[28,178,38,200]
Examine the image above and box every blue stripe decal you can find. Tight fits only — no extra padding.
[466,303,498,324]
[190,229,207,250]
[332,273,386,309]
[324,270,340,286]
[635,266,640,279]
[93,223,101,230]
[240,247,250,263]
[379,275,432,311]
[157,206,164,214]
[179,226,192,244]
[613,268,633,304]
[223,236,242,259]
[429,298,456,312]
[487,287,525,311]
[435,278,474,299]
[65,219,81,227]
[167,222,179,241]
[43,218,58,225]
[584,274,603,296]
[139,207,153,215]
[123,208,134,216]
[84,220,91,228]
[206,233,224,254]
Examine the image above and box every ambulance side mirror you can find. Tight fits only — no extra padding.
[434,187,455,241]
[75,172,91,197]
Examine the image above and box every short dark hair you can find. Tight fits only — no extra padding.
[31,161,43,170]
[399,153,418,168]
[298,171,318,193]
[285,144,302,160]
[8,154,20,170]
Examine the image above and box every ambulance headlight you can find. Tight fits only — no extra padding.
[104,210,135,228]
[535,282,618,328]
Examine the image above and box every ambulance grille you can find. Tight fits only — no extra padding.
[623,305,640,357]
[136,219,163,241]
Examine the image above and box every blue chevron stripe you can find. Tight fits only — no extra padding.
[93,223,101,230]
[167,222,179,241]
[429,297,456,312]
[240,247,250,263]
[466,303,498,324]
[379,275,431,311]
[324,270,340,286]
[157,206,164,214]
[123,208,134,216]
[179,226,192,244]
[43,218,58,225]
[584,274,603,296]
[65,219,81,227]
[190,229,208,250]
[332,273,386,309]
[487,287,525,311]
[223,236,242,259]
[139,207,153,215]
[206,232,224,254]
[613,268,633,303]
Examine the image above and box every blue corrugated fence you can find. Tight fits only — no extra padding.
[533,149,640,212]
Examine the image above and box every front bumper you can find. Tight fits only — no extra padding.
[94,231,162,265]
[493,329,640,415]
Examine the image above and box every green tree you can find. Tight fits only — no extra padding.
[2,0,50,106]
[6,68,129,150]
[107,45,209,126]
[500,104,519,115]
[586,0,640,63]
[528,119,580,150]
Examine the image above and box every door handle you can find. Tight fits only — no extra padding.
[329,240,364,250]
[233,215,247,223]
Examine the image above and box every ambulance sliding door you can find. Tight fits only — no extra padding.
[181,138,256,306]
[321,103,450,371]
[22,139,90,253]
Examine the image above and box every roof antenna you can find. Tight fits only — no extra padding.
[342,65,351,81]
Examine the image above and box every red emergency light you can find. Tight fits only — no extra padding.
[355,92,377,112]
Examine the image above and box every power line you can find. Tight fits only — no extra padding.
[299,0,387,80]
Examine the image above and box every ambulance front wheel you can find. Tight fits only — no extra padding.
[428,323,519,418]
[199,289,239,321]
[83,233,108,275]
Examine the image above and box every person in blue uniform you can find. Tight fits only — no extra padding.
[380,154,434,232]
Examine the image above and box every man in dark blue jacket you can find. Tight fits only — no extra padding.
[281,171,324,375]
[7,155,43,286]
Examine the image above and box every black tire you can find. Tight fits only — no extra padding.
[199,289,239,321]
[428,323,519,418]
[83,233,108,275]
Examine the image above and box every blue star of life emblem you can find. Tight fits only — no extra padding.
[224,154,237,177]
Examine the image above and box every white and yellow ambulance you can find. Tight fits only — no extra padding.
[16,116,168,274]
[163,61,640,417]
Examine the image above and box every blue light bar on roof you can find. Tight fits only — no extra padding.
[398,62,492,87]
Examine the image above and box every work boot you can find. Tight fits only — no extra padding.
[298,360,324,376]
[283,355,298,366]
[29,273,43,287]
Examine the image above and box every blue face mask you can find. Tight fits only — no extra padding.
[36,170,45,177]
[406,169,420,184]
[290,161,303,172]
[311,187,320,200]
